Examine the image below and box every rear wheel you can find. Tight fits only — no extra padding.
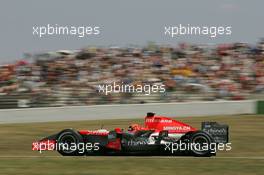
[189,131,214,157]
[56,129,84,156]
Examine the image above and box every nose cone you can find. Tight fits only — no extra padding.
[32,140,56,151]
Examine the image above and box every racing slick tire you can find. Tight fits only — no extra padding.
[189,131,215,157]
[56,129,85,156]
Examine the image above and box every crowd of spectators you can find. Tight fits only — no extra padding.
[1,41,264,107]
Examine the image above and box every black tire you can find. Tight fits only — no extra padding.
[189,131,214,157]
[56,129,84,156]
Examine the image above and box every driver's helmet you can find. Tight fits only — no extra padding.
[128,124,141,131]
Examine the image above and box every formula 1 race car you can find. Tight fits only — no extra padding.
[32,113,229,157]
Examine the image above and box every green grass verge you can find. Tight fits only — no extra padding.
[0,115,263,175]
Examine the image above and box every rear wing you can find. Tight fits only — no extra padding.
[202,122,229,144]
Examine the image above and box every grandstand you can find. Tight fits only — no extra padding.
[0,41,264,109]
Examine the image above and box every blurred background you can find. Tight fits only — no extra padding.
[1,41,264,108]
[0,0,264,109]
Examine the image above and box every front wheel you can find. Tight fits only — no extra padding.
[56,129,84,156]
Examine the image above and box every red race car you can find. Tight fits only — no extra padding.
[32,112,229,157]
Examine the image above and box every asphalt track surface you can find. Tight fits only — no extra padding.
[0,101,255,124]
